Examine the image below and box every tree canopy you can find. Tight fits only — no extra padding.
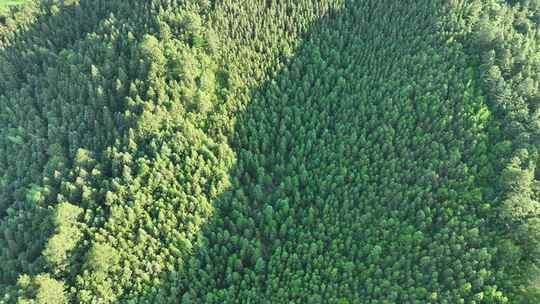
[1,0,540,303]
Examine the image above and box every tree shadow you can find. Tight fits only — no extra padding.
[139,0,510,303]
[0,0,515,303]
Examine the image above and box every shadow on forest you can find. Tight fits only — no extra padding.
[0,0,511,303]
[139,2,359,303]
[1,0,352,299]
[140,0,483,302]
[147,0,512,302]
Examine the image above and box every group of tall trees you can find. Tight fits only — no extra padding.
[0,0,539,303]
[443,0,540,301]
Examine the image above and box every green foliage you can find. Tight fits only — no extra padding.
[0,0,539,303]
[0,0,29,15]
[42,202,84,275]
[83,243,119,273]
[15,274,68,304]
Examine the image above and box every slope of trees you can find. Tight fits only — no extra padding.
[441,0,540,301]
[0,0,539,303]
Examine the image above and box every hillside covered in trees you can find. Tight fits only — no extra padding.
[1,0,540,303]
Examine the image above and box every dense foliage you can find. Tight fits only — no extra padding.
[1,0,540,303]
[0,0,29,16]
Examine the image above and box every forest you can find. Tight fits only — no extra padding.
[1,0,540,303]
[0,0,27,15]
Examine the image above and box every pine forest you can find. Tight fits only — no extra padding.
[1,0,540,303]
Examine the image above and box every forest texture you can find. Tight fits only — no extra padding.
[0,1,28,15]
[1,0,540,303]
